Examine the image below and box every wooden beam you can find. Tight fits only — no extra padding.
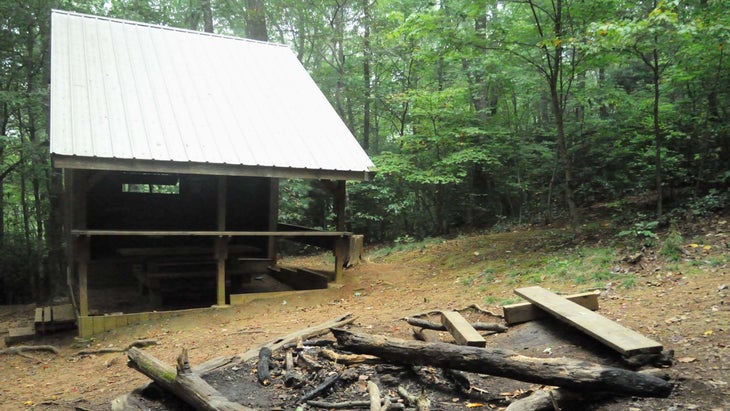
[70,229,352,237]
[77,236,90,317]
[332,180,347,283]
[334,237,347,283]
[503,291,600,325]
[334,180,346,231]
[52,154,376,182]
[267,178,279,260]
[216,176,227,306]
[514,286,663,356]
[440,311,486,347]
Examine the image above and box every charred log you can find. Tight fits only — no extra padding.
[298,373,340,404]
[256,347,272,386]
[332,329,672,398]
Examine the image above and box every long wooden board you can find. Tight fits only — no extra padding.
[514,286,663,356]
[503,291,600,325]
[71,229,351,237]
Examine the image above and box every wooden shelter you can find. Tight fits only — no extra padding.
[49,11,375,335]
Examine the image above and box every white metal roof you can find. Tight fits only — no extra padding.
[50,10,375,181]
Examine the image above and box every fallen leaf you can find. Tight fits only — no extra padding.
[704,330,713,336]
[703,245,712,250]
[689,243,699,248]
[677,357,697,363]
[23,400,34,406]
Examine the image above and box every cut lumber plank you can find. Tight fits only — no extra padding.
[503,291,600,325]
[514,286,662,356]
[5,327,36,345]
[440,311,486,347]
[52,304,76,322]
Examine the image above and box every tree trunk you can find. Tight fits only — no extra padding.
[652,46,663,218]
[331,329,672,398]
[361,0,371,151]
[245,0,268,41]
[201,0,214,33]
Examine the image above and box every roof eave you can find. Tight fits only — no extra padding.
[52,155,376,182]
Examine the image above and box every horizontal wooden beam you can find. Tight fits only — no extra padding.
[503,291,599,325]
[71,229,352,237]
[53,155,376,182]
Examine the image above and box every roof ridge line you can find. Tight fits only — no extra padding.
[51,9,289,48]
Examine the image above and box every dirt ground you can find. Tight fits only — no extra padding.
[0,216,728,410]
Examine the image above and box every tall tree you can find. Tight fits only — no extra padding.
[592,0,694,218]
[245,0,268,41]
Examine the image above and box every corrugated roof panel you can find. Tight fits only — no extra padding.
[119,23,154,159]
[50,11,375,180]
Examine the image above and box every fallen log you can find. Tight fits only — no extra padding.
[0,344,60,356]
[397,385,430,411]
[307,399,404,410]
[298,373,340,404]
[320,348,380,365]
[404,317,507,333]
[332,329,672,398]
[412,328,471,393]
[256,347,272,386]
[283,349,307,388]
[114,314,356,409]
[127,347,254,411]
[367,381,382,411]
[504,388,611,411]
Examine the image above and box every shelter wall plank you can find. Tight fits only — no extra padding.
[514,286,662,356]
[92,316,105,335]
[78,317,93,337]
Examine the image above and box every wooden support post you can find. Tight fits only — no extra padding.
[216,176,228,306]
[334,180,346,231]
[268,178,279,261]
[334,237,347,283]
[333,180,347,283]
[77,236,90,317]
[215,239,228,306]
[70,170,88,320]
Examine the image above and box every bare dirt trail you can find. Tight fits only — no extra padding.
[0,218,728,410]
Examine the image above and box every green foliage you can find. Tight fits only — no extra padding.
[1,0,729,304]
[687,189,729,217]
[618,220,660,248]
[660,229,685,262]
